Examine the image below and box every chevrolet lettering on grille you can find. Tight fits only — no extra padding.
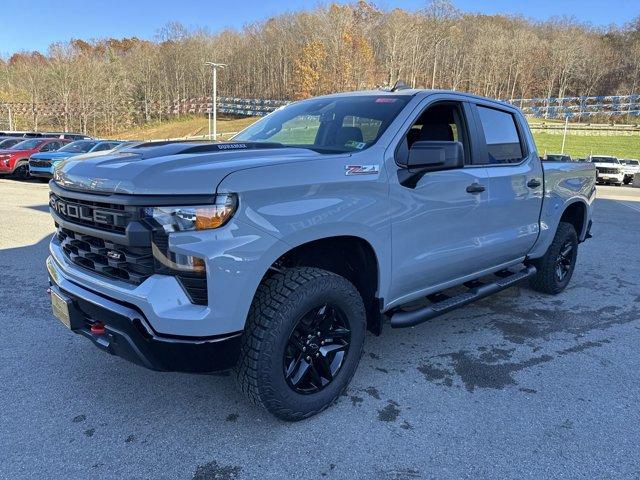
[49,195,127,228]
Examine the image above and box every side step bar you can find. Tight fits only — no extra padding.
[390,265,537,328]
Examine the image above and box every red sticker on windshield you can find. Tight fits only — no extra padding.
[375,98,397,103]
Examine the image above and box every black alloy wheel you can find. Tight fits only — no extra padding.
[555,240,574,282]
[283,304,351,394]
[529,222,578,294]
[236,267,366,420]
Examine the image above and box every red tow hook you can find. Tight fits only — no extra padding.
[91,322,106,335]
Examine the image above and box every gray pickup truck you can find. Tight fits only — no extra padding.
[46,89,596,420]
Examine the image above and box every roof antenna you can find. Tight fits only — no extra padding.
[390,80,410,92]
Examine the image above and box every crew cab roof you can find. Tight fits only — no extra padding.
[310,88,516,110]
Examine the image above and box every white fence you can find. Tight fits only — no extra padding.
[505,95,640,119]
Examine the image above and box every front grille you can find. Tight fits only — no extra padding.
[58,228,154,285]
[52,188,209,305]
[30,159,51,168]
[596,167,619,174]
[50,192,130,234]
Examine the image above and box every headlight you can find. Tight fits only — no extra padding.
[143,194,238,233]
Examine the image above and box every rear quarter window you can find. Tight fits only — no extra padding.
[477,106,525,164]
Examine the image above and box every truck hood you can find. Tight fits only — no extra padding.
[0,148,29,156]
[31,151,77,161]
[53,142,326,195]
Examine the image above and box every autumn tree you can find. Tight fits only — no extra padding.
[292,41,327,99]
[1,3,639,133]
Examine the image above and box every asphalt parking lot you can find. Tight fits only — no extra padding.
[1,179,639,480]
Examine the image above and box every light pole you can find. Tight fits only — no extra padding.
[205,62,226,141]
[561,115,569,154]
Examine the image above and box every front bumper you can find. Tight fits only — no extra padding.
[596,172,624,183]
[29,159,54,177]
[30,171,53,179]
[29,167,53,178]
[47,257,241,372]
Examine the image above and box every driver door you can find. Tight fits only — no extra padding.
[386,97,495,304]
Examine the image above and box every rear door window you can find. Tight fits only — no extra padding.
[476,106,525,164]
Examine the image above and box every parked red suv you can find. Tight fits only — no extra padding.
[0,138,70,179]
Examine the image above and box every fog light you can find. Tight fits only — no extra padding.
[151,243,206,275]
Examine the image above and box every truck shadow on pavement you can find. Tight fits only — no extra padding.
[24,203,51,214]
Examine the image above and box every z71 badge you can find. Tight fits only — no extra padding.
[345,165,380,176]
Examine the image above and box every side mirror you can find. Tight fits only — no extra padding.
[407,141,464,172]
[398,140,464,188]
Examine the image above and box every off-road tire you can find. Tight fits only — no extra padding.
[528,221,578,294]
[235,267,366,421]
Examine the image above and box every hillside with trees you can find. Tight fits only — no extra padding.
[1,0,639,134]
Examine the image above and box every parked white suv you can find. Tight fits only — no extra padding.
[620,159,640,185]
[590,155,624,186]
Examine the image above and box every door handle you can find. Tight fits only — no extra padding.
[466,183,485,194]
[527,179,542,188]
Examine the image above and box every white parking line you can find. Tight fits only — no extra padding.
[616,200,640,213]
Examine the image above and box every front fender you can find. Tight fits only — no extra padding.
[217,154,392,304]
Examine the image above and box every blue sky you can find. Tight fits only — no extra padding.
[1,0,638,56]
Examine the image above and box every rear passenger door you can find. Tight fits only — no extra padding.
[471,103,543,264]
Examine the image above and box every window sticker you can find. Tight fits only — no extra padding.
[345,140,367,150]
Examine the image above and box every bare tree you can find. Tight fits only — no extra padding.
[0,2,638,134]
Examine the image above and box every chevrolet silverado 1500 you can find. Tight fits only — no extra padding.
[46,89,595,420]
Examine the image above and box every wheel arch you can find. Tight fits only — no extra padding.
[559,200,588,239]
[259,235,384,335]
[528,197,590,261]
[12,158,30,176]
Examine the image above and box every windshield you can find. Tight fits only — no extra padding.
[621,159,639,166]
[10,139,43,150]
[58,140,99,153]
[0,138,22,148]
[591,156,618,164]
[233,95,410,153]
